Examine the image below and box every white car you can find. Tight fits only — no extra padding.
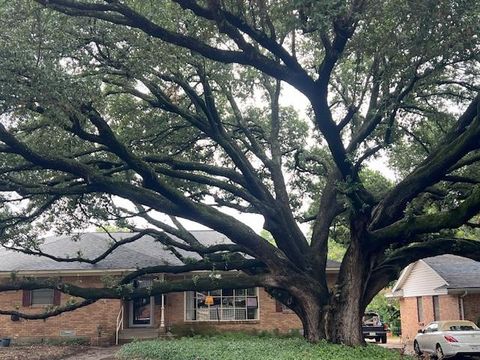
[414,320,480,359]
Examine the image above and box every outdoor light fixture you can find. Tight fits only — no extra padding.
[205,295,214,306]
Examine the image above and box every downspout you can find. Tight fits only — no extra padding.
[160,273,166,329]
[460,290,468,320]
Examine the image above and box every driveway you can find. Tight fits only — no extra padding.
[378,339,480,359]
[375,337,412,356]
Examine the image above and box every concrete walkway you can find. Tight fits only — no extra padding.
[367,337,413,356]
[62,347,119,360]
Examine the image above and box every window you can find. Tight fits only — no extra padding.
[433,296,440,321]
[32,289,55,306]
[449,325,476,331]
[186,288,258,321]
[22,289,60,307]
[416,297,424,322]
[425,323,438,333]
[32,289,54,305]
[458,297,464,320]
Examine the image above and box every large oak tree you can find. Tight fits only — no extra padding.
[0,0,479,345]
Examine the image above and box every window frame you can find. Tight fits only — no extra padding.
[433,295,440,321]
[458,296,465,320]
[416,296,424,323]
[184,287,260,322]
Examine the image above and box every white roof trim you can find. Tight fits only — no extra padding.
[391,263,414,293]
[386,289,403,298]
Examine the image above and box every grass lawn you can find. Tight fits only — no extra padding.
[116,335,414,360]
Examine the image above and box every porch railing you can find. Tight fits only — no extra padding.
[115,304,124,345]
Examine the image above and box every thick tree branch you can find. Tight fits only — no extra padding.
[370,95,480,229]
[0,273,274,300]
[0,299,97,320]
[372,185,480,244]
[119,259,266,285]
[173,0,305,74]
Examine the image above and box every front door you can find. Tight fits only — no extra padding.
[129,296,154,327]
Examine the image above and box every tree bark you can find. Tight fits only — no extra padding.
[294,292,325,342]
[289,271,367,345]
[326,282,366,346]
[325,218,371,345]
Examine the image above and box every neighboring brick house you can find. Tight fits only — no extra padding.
[0,231,340,345]
[389,255,480,343]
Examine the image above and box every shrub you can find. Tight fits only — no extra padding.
[168,325,303,340]
[169,323,221,337]
[116,335,413,360]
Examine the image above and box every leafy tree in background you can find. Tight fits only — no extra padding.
[367,291,401,336]
[0,0,479,345]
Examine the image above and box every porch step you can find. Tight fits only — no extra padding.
[118,328,162,341]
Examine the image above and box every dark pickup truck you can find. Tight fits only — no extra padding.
[362,311,388,343]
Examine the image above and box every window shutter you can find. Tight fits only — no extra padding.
[22,290,32,307]
[275,300,283,313]
[53,290,61,306]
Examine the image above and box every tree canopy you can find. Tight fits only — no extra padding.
[0,0,479,345]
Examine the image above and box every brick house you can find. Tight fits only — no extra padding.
[0,231,340,345]
[389,255,480,343]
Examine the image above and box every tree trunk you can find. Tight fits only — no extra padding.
[324,223,370,346]
[273,282,324,343]
[293,277,366,345]
[278,218,372,345]
[326,283,365,346]
[296,295,324,342]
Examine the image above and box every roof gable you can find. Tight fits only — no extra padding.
[393,260,447,297]
[392,255,480,297]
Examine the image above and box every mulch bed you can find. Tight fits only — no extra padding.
[0,345,88,360]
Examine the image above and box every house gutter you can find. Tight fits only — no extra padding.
[447,288,480,295]
[0,266,340,278]
[0,268,137,278]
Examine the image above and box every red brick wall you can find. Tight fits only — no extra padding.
[463,294,480,325]
[439,295,461,320]
[0,272,338,343]
[0,276,120,345]
[399,297,419,343]
[399,295,461,342]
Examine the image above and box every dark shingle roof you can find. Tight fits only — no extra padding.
[0,231,341,273]
[0,231,229,272]
[423,255,480,289]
